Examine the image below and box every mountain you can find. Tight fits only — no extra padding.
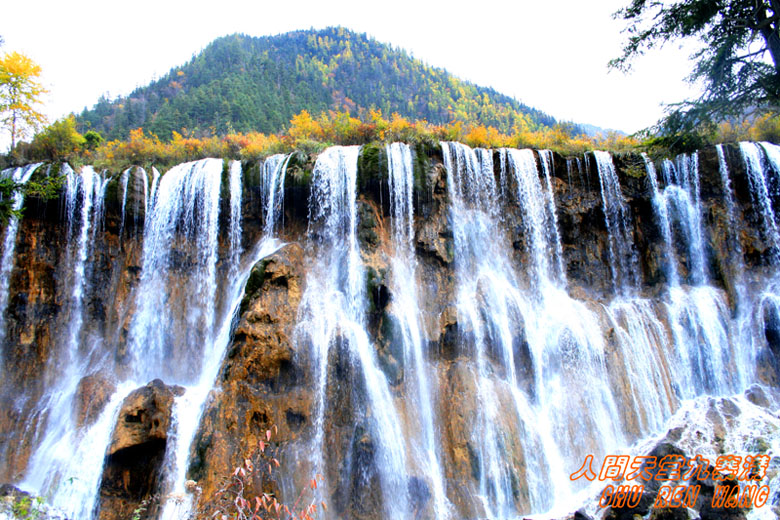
[76,27,561,140]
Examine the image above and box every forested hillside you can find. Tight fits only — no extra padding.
[76,27,560,139]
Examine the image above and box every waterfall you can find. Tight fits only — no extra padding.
[228,161,244,280]
[63,166,107,364]
[594,150,639,294]
[386,142,449,519]
[442,143,623,516]
[717,145,746,284]
[4,141,780,520]
[118,167,153,241]
[645,154,679,287]
[118,168,130,239]
[9,157,282,520]
[659,154,708,285]
[755,141,780,370]
[604,299,674,434]
[500,149,564,290]
[644,152,744,398]
[158,236,283,520]
[0,163,44,350]
[127,159,224,383]
[740,142,780,265]
[148,167,160,216]
[262,153,290,235]
[20,165,110,518]
[442,142,517,518]
[27,382,135,520]
[538,150,566,282]
[296,145,410,519]
[157,157,283,520]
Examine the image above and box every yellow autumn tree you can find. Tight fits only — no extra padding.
[288,110,323,142]
[0,51,47,150]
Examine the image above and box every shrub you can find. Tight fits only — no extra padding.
[194,425,324,520]
[26,116,85,161]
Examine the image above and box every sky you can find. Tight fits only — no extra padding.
[1,0,702,137]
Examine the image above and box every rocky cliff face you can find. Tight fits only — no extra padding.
[0,142,779,520]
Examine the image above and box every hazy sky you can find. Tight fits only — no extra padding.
[2,0,701,135]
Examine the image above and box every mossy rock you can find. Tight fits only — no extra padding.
[219,158,232,201]
[239,258,270,315]
[413,142,435,192]
[284,151,314,188]
[746,437,771,453]
[375,311,404,386]
[364,265,388,313]
[357,200,379,248]
[241,158,263,189]
[357,142,385,190]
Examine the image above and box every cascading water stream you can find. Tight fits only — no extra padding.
[740,142,780,266]
[538,150,566,282]
[642,151,746,400]
[505,148,625,512]
[443,143,623,516]
[128,159,224,383]
[443,142,518,518]
[739,142,780,396]
[594,150,639,294]
[118,168,130,239]
[645,154,679,287]
[717,145,756,387]
[262,154,291,236]
[604,298,675,434]
[14,156,283,520]
[296,145,410,519]
[20,165,111,519]
[385,142,449,519]
[228,161,244,280]
[0,163,44,350]
[64,167,108,366]
[660,154,708,285]
[500,149,563,290]
[716,145,746,287]
[148,167,160,216]
[158,236,284,520]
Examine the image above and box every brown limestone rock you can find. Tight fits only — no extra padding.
[97,379,183,520]
[229,244,303,386]
[189,243,311,506]
[75,373,116,428]
[415,163,453,266]
[437,361,484,517]
[0,216,65,483]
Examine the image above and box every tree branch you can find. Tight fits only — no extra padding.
[731,46,770,61]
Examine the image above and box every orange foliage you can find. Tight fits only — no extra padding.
[716,114,780,144]
[89,108,646,171]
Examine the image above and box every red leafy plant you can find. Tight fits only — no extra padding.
[195,425,325,520]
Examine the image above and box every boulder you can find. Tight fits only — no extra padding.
[97,379,183,520]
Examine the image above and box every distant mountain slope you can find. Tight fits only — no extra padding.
[77,27,563,140]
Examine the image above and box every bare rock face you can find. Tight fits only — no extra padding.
[0,216,64,483]
[415,164,453,266]
[97,379,183,520]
